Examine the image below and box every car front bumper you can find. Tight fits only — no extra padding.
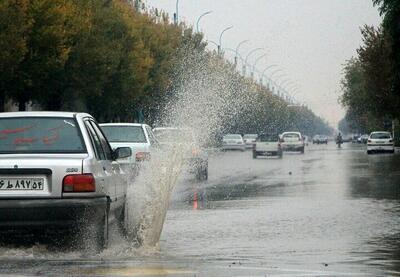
[0,197,108,230]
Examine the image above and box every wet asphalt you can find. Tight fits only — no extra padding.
[0,142,399,276]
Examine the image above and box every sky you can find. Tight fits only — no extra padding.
[145,0,382,127]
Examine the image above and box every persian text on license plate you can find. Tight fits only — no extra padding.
[0,178,44,190]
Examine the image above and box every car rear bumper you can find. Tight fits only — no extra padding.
[222,145,245,150]
[255,150,281,156]
[0,197,108,230]
[367,145,394,152]
[282,145,303,151]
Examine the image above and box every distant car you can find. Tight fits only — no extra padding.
[280,132,305,153]
[0,112,132,251]
[359,134,369,144]
[352,135,360,143]
[367,131,395,154]
[100,123,158,169]
[313,135,328,144]
[243,134,258,148]
[222,134,246,151]
[153,127,208,180]
[253,133,282,159]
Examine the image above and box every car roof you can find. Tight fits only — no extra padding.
[282,132,301,135]
[370,131,390,134]
[100,123,146,127]
[0,111,91,118]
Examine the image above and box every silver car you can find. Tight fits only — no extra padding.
[100,123,159,168]
[0,112,131,250]
[222,134,246,151]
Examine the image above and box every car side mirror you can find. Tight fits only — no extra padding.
[113,147,132,160]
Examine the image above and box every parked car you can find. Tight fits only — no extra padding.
[0,112,132,251]
[253,133,282,159]
[367,131,395,154]
[313,135,328,144]
[352,134,360,143]
[153,127,208,180]
[222,134,246,151]
[100,123,158,170]
[280,132,305,153]
[243,134,258,148]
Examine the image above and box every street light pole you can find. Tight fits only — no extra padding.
[174,0,179,24]
[196,11,212,32]
[218,26,233,54]
[244,47,263,76]
[234,40,249,68]
[251,53,267,78]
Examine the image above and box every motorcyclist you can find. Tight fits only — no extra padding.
[336,132,343,148]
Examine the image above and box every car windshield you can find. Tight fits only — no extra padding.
[259,134,279,142]
[0,117,85,154]
[370,133,391,139]
[243,134,257,139]
[101,126,146,143]
[224,135,242,140]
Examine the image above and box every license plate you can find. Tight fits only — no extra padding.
[0,178,45,190]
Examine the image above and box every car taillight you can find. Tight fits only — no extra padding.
[136,152,150,162]
[63,174,95,192]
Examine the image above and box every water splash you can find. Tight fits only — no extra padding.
[123,49,260,248]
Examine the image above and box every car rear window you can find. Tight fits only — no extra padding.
[259,134,279,142]
[101,126,147,143]
[224,135,242,140]
[244,134,257,139]
[283,133,300,139]
[0,117,85,154]
[370,133,391,139]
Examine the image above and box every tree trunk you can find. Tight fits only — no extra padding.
[0,91,5,112]
[18,98,26,111]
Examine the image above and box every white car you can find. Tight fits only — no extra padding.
[367,131,395,154]
[243,134,258,148]
[0,112,132,251]
[253,133,282,158]
[280,132,305,153]
[222,134,245,151]
[100,123,158,167]
[152,127,208,180]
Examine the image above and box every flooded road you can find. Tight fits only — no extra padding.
[1,142,400,276]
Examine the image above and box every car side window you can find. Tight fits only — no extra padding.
[85,120,106,160]
[90,121,113,161]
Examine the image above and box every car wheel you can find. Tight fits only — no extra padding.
[390,149,395,154]
[253,151,257,159]
[367,150,372,155]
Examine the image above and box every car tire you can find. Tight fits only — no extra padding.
[367,150,372,155]
[253,151,257,159]
[390,149,395,154]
